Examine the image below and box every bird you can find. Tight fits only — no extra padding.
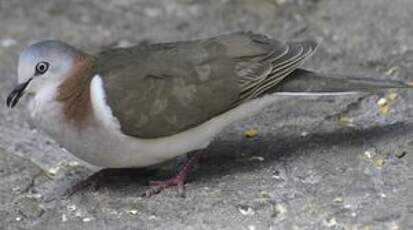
[6,32,412,197]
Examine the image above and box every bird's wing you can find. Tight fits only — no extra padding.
[96,32,317,138]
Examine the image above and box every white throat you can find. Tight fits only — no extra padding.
[27,82,60,121]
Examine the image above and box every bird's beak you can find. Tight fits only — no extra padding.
[6,78,33,108]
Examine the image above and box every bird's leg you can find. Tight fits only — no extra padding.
[144,150,204,197]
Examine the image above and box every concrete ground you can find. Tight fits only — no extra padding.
[0,0,412,229]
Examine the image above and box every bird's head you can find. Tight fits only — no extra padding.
[7,40,85,108]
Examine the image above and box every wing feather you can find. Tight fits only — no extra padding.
[96,32,317,138]
[239,41,317,101]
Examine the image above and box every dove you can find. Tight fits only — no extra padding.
[7,32,412,196]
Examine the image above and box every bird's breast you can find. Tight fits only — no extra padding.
[27,96,116,167]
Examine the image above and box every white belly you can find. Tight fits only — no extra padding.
[27,76,283,168]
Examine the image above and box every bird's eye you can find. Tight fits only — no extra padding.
[35,61,49,75]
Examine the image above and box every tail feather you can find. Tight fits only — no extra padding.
[271,69,413,94]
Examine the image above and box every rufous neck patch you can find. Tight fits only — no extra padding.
[56,54,96,126]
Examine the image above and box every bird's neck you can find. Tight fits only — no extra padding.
[55,54,96,126]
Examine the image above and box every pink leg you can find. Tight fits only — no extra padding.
[144,151,203,197]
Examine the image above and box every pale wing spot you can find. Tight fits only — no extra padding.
[90,75,122,130]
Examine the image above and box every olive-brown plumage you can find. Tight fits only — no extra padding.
[96,32,316,138]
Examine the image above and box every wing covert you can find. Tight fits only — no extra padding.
[95,32,317,138]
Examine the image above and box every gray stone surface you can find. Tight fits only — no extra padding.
[0,0,412,229]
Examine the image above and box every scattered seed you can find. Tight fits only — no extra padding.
[379,105,390,114]
[385,66,399,76]
[300,131,309,137]
[377,97,390,114]
[364,149,376,159]
[387,92,398,102]
[275,204,288,216]
[248,225,256,230]
[272,170,282,180]
[373,159,385,167]
[259,191,271,199]
[377,97,388,107]
[249,156,264,162]
[238,205,255,216]
[245,129,258,139]
[74,210,82,217]
[68,161,80,167]
[338,115,351,123]
[25,193,42,199]
[333,196,344,203]
[116,40,133,48]
[67,204,77,212]
[48,166,61,176]
[82,217,92,222]
[128,209,139,215]
[61,214,68,222]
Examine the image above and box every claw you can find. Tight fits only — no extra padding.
[143,151,203,197]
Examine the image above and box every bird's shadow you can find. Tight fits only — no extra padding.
[68,122,411,197]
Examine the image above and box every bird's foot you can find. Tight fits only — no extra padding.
[144,176,186,197]
[143,151,203,197]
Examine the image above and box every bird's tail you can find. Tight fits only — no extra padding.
[271,69,413,95]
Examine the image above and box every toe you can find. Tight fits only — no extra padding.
[177,182,186,198]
